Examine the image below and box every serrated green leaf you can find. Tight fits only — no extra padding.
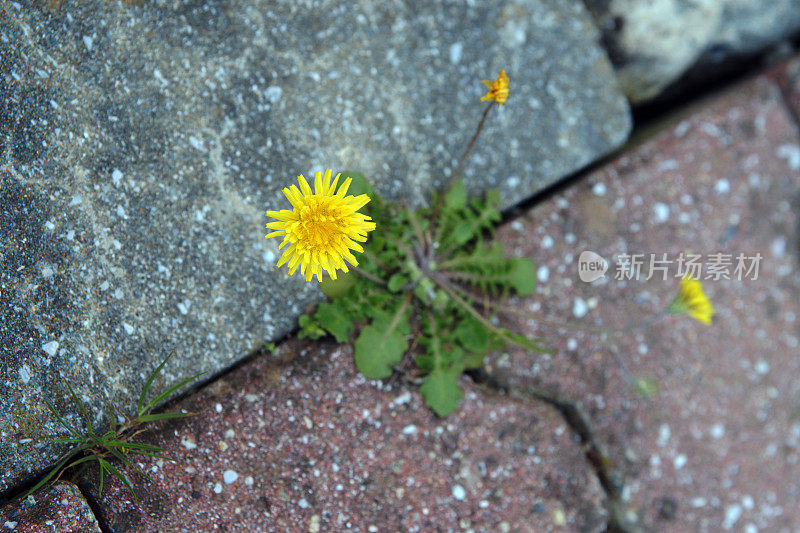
[315,301,354,343]
[484,189,502,210]
[455,317,490,353]
[354,324,407,379]
[462,351,486,370]
[420,370,462,417]
[298,315,327,340]
[415,355,434,372]
[443,180,467,210]
[387,273,408,292]
[509,258,536,296]
[354,302,410,379]
[451,223,475,247]
[441,346,464,367]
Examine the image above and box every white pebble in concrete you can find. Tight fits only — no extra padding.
[42,341,59,356]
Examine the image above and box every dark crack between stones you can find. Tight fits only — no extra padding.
[75,482,115,533]
[467,367,647,533]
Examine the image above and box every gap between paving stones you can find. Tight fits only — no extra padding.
[468,367,645,533]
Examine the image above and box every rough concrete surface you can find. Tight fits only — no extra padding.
[493,66,800,530]
[0,0,630,493]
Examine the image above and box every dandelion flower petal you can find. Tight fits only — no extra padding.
[481,69,509,105]
[265,170,376,282]
[668,275,715,325]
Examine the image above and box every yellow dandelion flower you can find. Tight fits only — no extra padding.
[480,69,509,105]
[668,275,715,325]
[266,169,376,282]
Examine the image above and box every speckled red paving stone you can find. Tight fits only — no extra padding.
[494,72,800,531]
[0,482,101,533]
[77,340,607,532]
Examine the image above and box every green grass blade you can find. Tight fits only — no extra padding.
[44,400,81,438]
[137,351,175,416]
[20,450,80,499]
[141,372,205,414]
[98,457,104,497]
[127,451,176,461]
[98,459,136,501]
[136,411,191,424]
[104,441,167,452]
[50,438,84,444]
[104,443,132,465]
[63,379,93,435]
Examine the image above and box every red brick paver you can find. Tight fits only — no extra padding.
[494,67,800,531]
[75,340,607,532]
[0,482,101,533]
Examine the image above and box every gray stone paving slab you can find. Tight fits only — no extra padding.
[586,0,800,103]
[0,0,629,494]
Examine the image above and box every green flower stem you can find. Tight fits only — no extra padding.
[498,307,669,335]
[431,101,495,244]
[407,208,430,254]
[351,265,387,286]
[449,102,494,191]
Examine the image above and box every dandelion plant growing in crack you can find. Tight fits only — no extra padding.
[23,352,205,501]
[266,68,715,416]
[265,69,551,417]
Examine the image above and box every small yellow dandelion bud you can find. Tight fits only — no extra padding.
[668,275,715,325]
[480,69,509,105]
